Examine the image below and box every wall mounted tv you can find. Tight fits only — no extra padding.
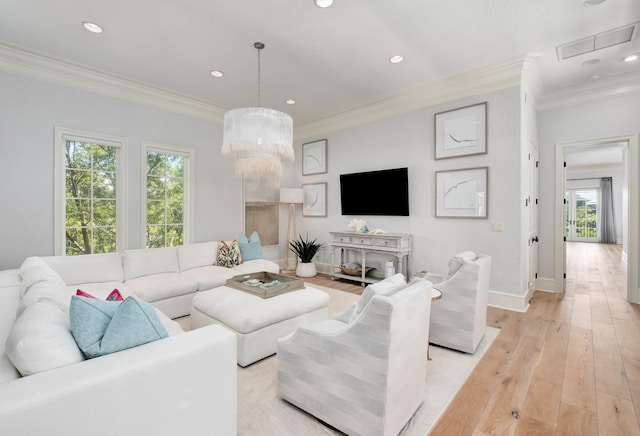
[340,167,410,216]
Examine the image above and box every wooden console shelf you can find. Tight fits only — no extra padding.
[329,231,412,285]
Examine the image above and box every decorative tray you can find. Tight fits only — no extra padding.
[226,271,304,298]
[340,266,375,276]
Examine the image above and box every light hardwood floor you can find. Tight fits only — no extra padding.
[311,243,640,435]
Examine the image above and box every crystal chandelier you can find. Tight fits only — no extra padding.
[221,42,293,177]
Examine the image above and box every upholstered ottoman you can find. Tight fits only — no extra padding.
[190,285,330,366]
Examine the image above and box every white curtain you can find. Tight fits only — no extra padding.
[600,177,616,244]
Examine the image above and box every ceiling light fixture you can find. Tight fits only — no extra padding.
[583,0,606,5]
[221,42,293,177]
[581,58,600,67]
[315,0,334,7]
[82,21,103,33]
[286,99,296,105]
[210,70,224,78]
[623,53,639,62]
[389,55,404,64]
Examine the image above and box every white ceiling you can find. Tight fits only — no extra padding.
[0,0,639,130]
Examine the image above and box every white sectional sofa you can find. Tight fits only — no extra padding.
[0,241,280,436]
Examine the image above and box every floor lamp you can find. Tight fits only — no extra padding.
[280,188,304,271]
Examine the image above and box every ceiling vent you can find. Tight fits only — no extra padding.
[556,22,639,60]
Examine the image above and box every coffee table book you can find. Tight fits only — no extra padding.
[226,271,305,298]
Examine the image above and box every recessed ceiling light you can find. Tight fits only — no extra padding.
[583,0,606,5]
[581,58,600,67]
[389,55,404,64]
[589,73,602,80]
[286,99,296,105]
[623,53,639,62]
[315,0,334,7]
[210,70,224,78]
[82,21,103,33]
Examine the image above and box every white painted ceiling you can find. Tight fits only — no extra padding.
[0,0,639,128]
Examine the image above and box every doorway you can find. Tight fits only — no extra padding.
[565,188,599,242]
[554,134,639,304]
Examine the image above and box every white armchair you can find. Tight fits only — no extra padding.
[427,251,491,353]
[277,276,432,436]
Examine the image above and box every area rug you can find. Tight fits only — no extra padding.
[236,284,499,436]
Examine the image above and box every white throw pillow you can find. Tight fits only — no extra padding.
[19,257,65,297]
[349,273,407,323]
[443,251,477,281]
[6,301,85,376]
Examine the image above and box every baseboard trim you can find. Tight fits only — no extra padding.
[488,290,530,312]
[535,277,563,292]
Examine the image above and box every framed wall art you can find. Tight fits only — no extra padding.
[302,182,327,217]
[302,139,327,175]
[435,167,488,218]
[434,102,487,160]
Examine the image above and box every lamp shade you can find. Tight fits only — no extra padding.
[221,107,294,176]
[280,188,304,204]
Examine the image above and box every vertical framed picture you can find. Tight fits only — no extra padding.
[435,167,488,218]
[434,102,487,160]
[302,139,327,175]
[302,182,327,217]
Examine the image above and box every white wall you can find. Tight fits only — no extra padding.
[284,86,526,303]
[537,92,640,283]
[0,71,241,270]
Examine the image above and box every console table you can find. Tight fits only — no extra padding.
[329,231,412,285]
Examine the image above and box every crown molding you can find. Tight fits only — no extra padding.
[0,43,227,122]
[536,70,640,112]
[293,56,528,140]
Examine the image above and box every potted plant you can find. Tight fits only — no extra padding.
[288,234,324,278]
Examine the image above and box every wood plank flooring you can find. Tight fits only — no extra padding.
[310,243,640,435]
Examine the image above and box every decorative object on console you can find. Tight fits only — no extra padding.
[347,218,368,233]
[280,188,304,270]
[215,240,243,267]
[221,42,293,177]
[288,234,324,278]
[434,102,487,160]
[435,166,488,218]
[302,182,327,217]
[302,139,327,175]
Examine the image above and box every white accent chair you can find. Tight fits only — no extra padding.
[427,251,492,354]
[277,275,432,436]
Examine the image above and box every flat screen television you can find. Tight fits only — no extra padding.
[340,167,409,216]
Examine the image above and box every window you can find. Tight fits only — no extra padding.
[143,142,193,248]
[244,173,279,246]
[55,128,126,255]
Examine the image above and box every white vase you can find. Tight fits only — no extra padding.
[295,262,317,278]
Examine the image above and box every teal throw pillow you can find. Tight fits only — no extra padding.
[70,296,168,359]
[237,231,263,261]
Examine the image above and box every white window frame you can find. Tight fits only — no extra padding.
[141,141,194,248]
[54,127,127,255]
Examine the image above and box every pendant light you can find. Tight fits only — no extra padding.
[221,42,293,177]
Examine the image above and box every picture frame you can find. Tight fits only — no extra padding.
[302,139,327,175]
[302,182,327,217]
[435,167,488,218]
[434,102,487,160]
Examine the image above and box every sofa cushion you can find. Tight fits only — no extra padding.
[237,231,263,261]
[349,273,407,323]
[19,257,65,297]
[70,296,168,359]
[180,266,238,291]
[215,240,242,268]
[123,246,179,281]
[0,285,21,381]
[6,301,85,376]
[232,259,280,275]
[0,269,21,288]
[20,280,73,315]
[125,272,198,302]
[43,252,124,285]
[177,241,218,272]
